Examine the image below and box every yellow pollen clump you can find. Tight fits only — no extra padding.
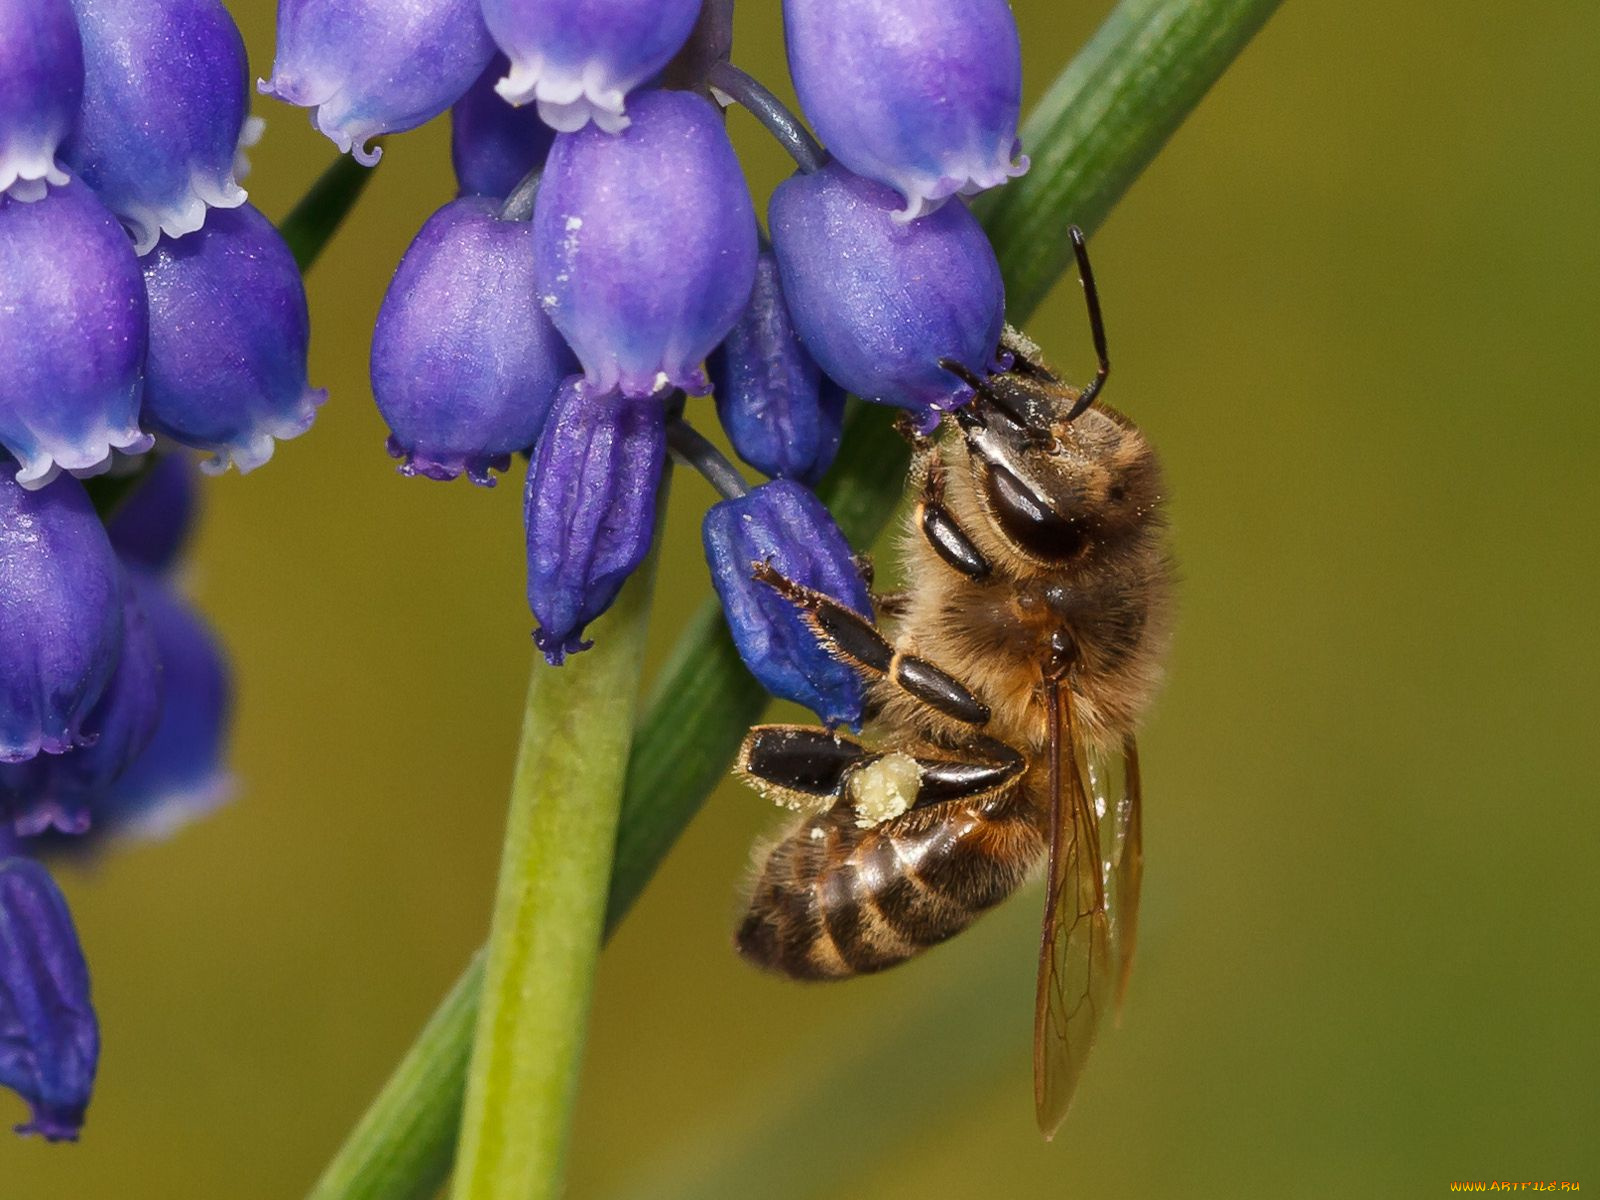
[847,753,922,828]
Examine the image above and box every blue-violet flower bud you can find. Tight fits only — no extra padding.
[480,0,700,133]
[0,180,152,486]
[0,470,123,763]
[703,479,871,728]
[140,203,324,473]
[0,858,98,1141]
[62,0,252,253]
[104,452,198,574]
[533,89,757,399]
[0,0,83,201]
[769,162,1005,433]
[373,197,575,484]
[1,573,163,837]
[525,381,663,664]
[82,573,233,845]
[260,0,495,165]
[783,0,1026,221]
[709,251,845,485]
[451,58,555,199]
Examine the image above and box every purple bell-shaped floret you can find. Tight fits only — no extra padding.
[81,573,233,846]
[140,203,325,474]
[260,0,495,165]
[709,251,845,486]
[480,0,700,133]
[533,89,757,399]
[525,380,664,664]
[373,197,575,484]
[451,58,556,200]
[104,452,197,574]
[703,480,870,729]
[0,858,98,1141]
[0,471,124,763]
[0,0,84,201]
[62,0,252,253]
[0,180,152,487]
[1,571,163,838]
[783,0,1027,222]
[769,162,1005,434]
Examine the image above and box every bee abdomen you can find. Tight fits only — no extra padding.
[736,796,1044,982]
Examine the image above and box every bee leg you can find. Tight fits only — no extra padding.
[752,563,992,728]
[736,724,873,811]
[916,457,991,581]
[909,735,1027,811]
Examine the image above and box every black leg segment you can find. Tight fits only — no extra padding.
[752,562,893,674]
[739,725,869,798]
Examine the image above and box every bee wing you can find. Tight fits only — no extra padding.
[1033,684,1126,1138]
[1104,736,1143,1011]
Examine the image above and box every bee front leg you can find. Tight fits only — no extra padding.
[916,456,992,581]
[752,563,993,729]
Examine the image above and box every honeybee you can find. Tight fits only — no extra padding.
[733,229,1171,1136]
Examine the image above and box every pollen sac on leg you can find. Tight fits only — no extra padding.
[703,480,872,729]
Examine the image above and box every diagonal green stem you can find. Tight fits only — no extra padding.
[447,550,662,1200]
[304,1,1283,1196]
[281,153,381,272]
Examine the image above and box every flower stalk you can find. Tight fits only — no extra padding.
[303,0,1284,1195]
[450,536,663,1200]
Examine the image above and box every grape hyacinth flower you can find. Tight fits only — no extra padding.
[373,197,575,484]
[481,0,701,133]
[0,179,152,487]
[261,0,495,165]
[140,203,325,474]
[525,382,664,664]
[783,0,1027,221]
[533,88,757,399]
[0,471,123,764]
[703,479,871,729]
[105,452,197,575]
[710,251,845,486]
[0,0,83,202]
[1,576,163,837]
[77,574,234,847]
[0,858,98,1141]
[769,161,1006,433]
[451,59,556,200]
[63,0,252,253]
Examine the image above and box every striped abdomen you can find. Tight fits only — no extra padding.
[737,785,1045,981]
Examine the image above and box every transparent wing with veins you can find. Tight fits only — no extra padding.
[1033,682,1144,1138]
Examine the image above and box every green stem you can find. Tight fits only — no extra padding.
[304,1,1282,1195]
[447,551,662,1200]
[281,153,380,272]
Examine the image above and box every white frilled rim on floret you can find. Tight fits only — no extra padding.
[195,384,326,477]
[121,164,250,256]
[887,141,1031,224]
[495,53,634,134]
[10,424,155,492]
[258,69,385,166]
[0,141,71,203]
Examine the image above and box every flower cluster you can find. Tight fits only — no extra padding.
[0,0,324,485]
[260,0,1023,719]
[0,453,235,1140]
[0,0,310,1139]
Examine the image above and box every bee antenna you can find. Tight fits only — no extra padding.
[939,357,1047,437]
[1065,226,1110,421]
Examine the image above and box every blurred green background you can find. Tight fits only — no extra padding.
[9,0,1599,1195]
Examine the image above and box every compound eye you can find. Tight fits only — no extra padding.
[982,463,1086,562]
